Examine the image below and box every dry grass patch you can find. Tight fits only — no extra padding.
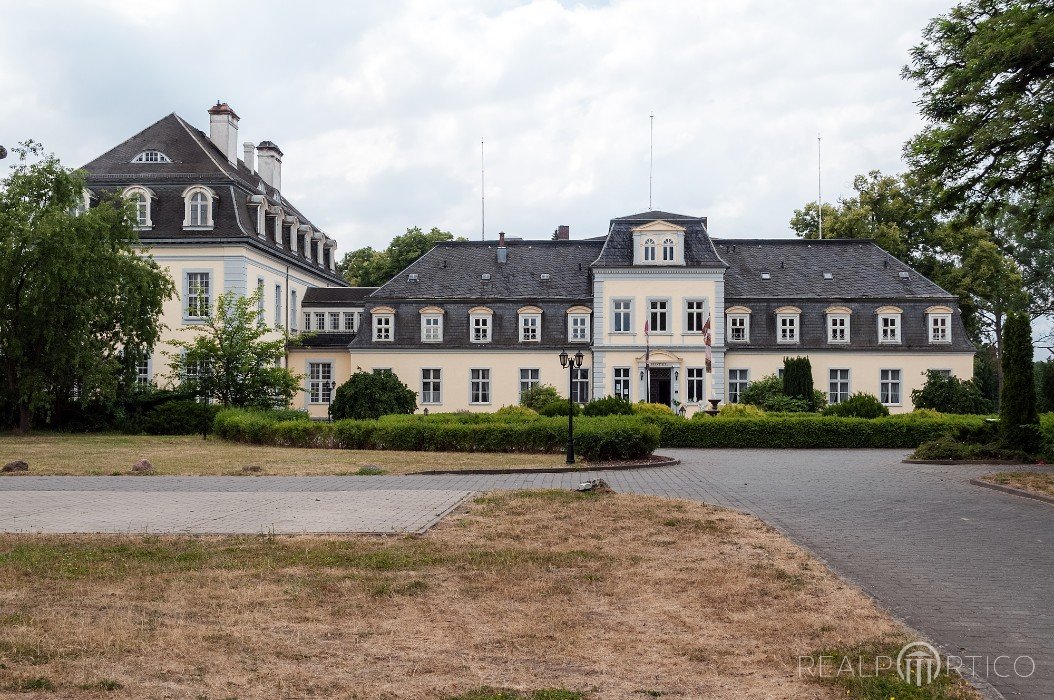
[981,470,1054,497]
[0,433,567,476]
[0,491,976,699]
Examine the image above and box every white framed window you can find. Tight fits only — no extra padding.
[470,368,491,404]
[275,285,283,328]
[685,300,707,333]
[728,369,750,403]
[777,314,799,343]
[569,314,590,342]
[308,362,333,404]
[327,312,339,331]
[661,237,675,261]
[314,312,326,331]
[612,299,632,333]
[303,312,312,331]
[186,272,210,318]
[422,314,443,342]
[471,312,492,343]
[828,314,849,343]
[373,314,393,341]
[135,357,151,386]
[649,299,669,333]
[829,369,850,404]
[728,315,749,342]
[182,186,215,229]
[571,368,590,403]
[344,312,356,331]
[929,314,951,343]
[519,368,540,395]
[643,238,657,262]
[291,291,298,332]
[123,186,153,228]
[878,314,901,343]
[520,314,540,342]
[686,367,705,403]
[421,368,442,404]
[131,150,171,163]
[613,367,631,401]
[880,369,902,405]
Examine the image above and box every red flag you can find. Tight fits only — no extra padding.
[703,313,713,372]
[644,320,650,336]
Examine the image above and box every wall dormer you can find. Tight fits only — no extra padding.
[631,220,686,266]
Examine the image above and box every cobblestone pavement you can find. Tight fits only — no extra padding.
[3,449,1051,697]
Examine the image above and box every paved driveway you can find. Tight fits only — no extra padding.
[2,449,1051,697]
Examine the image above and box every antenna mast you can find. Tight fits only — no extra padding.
[481,139,486,241]
[817,133,823,240]
[649,113,654,210]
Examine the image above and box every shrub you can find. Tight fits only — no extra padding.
[1001,312,1041,452]
[519,384,561,411]
[912,436,979,460]
[583,396,634,417]
[494,405,539,420]
[739,374,783,408]
[782,357,815,408]
[538,399,582,417]
[330,371,417,420]
[823,393,889,419]
[911,371,993,414]
[141,400,221,435]
[632,402,675,417]
[575,417,660,460]
[716,403,766,419]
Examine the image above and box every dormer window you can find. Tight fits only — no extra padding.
[518,306,542,342]
[643,238,657,261]
[876,306,903,344]
[182,186,216,229]
[632,220,686,265]
[131,150,171,163]
[826,306,851,344]
[420,306,444,343]
[567,306,592,343]
[775,306,801,344]
[726,306,752,343]
[469,307,493,343]
[123,186,154,229]
[372,307,396,342]
[926,305,953,344]
[661,237,675,261]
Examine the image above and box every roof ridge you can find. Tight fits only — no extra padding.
[80,112,180,170]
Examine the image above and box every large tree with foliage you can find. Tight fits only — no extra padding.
[0,143,174,432]
[337,226,464,286]
[166,289,300,408]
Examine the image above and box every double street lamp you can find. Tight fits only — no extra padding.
[559,348,585,464]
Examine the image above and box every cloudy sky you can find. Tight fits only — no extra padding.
[1,0,953,250]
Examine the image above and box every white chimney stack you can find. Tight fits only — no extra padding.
[207,101,239,166]
[243,142,255,172]
[256,141,283,191]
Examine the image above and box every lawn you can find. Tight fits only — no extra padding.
[981,470,1054,497]
[0,433,569,476]
[0,491,975,699]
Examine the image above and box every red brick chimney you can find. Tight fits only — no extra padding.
[553,225,569,240]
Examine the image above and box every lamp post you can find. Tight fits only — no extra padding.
[559,349,585,464]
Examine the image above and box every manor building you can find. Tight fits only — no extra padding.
[289,211,975,417]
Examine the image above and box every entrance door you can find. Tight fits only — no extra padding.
[648,367,672,407]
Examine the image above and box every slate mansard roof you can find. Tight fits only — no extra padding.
[592,211,728,268]
[302,287,377,307]
[80,112,345,285]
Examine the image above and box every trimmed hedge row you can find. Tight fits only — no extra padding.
[214,409,659,461]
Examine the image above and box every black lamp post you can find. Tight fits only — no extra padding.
[559,348,585,464]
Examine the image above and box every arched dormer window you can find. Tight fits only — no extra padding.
[123,186,155,228]
[661,237,675,261]
[131,150,172,163]
[182,186,216,229]
[643,238,657,262]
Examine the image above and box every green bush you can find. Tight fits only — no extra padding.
[912,436,978,460]
[716,403,766,419]
[141,400,221,435]
[330,371,417,420]
[494,405,539,419]
[519,384,561,411]
[583,396,634,417]
[911,371,993,414]
[782,357,815,408]
[1001,312,1041,452]
[740,373,822,413]
[632,402,675,417]
[739,374,783,408]
[539,399,582,417]
[823,393,889,419]
[574,417,660,460]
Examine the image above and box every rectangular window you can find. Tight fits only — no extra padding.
[520,314,540,342]
[135,358,150,386]
[613,367,631,401]
[828,315,849,343]
[930,315,950,343]
[470,368,491,404]
[421,368,442,404]
[422,315,442,342]
[315,312,326,331]
[880,369,902,405]
[879,315,900,343]
[373,315,393,341]
[612,299,632,333]
[649,300,668,333]
[329,312,340,331]
[290,291,298,331]
[728,315,748,342]
[686,367,705,403]
[257,278,265,319]
[569,314,590,342]
[829,369,850,404]
[931,369,952,378]
[685,301,706,333]
[186,272,210,318]
[519,368,540,396]
[728,369,750,404]
[571,368,590,403]
[472,315,491,343]
[778,314,798,343]
[344,312,356,331]
[308,362,333,404]
[275,285,283,328]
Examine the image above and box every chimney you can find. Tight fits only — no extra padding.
[243,142,255,172]
[552,225,569,240]
[256,141,283,191]
[497,231,508,263]
[207,102,240,166]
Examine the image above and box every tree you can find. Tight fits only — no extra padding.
[0,142,174,432]
[329,370,416,420]
[337,226,465,287]
[1035,359,1054,413]
[166,288,300,408]
[999,311,1040,450]
[911,370,994,414]
[973,346,1001,408]
[519,384,560,411]
[782,357,815,409]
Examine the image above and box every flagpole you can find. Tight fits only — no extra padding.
[645,320,651,403]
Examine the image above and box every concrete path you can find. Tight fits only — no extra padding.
[3,449,1052,696]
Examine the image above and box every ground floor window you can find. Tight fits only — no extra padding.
[308,362,333,404]
[686,367,705,403]
[613,367,631,401]
[421,368,441,404]
[829,369,850,404]
[470,369,491,404]
[728,369,749,403]
[135,358,151,386]
[880,369,901,405]
[519,368,539,396]
[571,368,590,403]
